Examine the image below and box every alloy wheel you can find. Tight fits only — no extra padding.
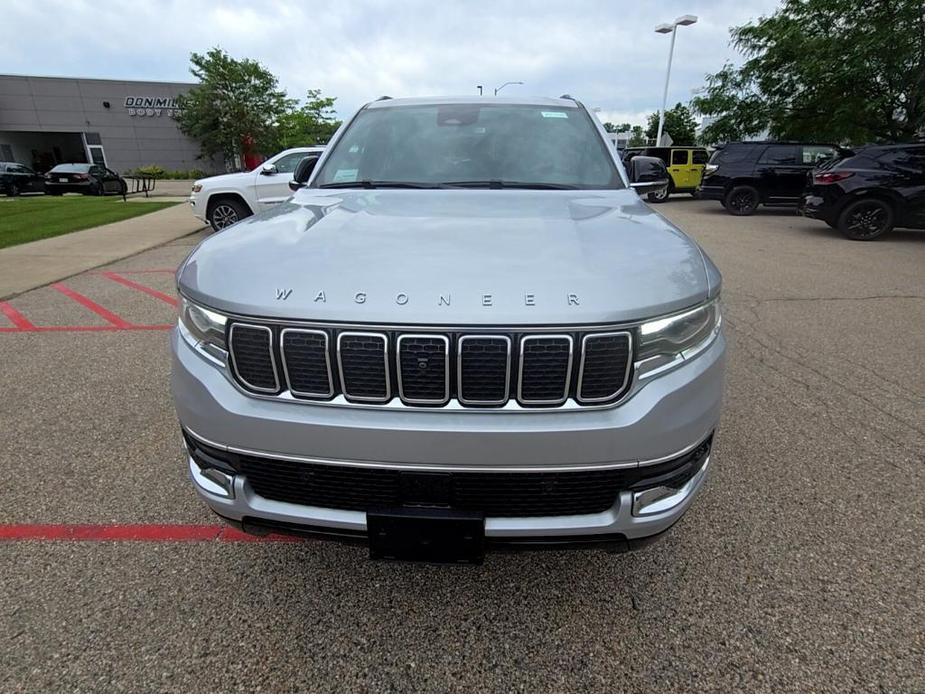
[728,190,756,214]
[211,204,239,230]
[845,202,889,238]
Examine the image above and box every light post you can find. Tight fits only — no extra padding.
[494,81,523,95]
[654,15,697,146]
[477,85,483,96]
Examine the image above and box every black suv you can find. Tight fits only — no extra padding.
[800,144,925,240]
[699,142,840,215]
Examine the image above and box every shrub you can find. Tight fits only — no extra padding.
[128,166,209,180]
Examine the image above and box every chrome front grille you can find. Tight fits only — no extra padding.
[226,323,633,409]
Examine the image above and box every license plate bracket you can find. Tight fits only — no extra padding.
[367,507,485,564]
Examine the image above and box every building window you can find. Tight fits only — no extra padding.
[84,132,102,146]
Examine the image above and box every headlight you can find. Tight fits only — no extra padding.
[191,183,202,193]
[179,296,227,352]
[636,299,721,378]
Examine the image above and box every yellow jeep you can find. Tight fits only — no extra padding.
[622,146,710,202]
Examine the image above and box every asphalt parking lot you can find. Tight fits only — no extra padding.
[1,199,922,692]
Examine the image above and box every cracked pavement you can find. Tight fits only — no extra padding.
[1,201,923,692]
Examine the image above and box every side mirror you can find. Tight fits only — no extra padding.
[260,163,278,176]
[629,155,670,196]
[289,155,320,192]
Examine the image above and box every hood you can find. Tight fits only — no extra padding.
[178,189,713,325]
[196,170,253,188]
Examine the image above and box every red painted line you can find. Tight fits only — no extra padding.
[0,324,172,333]
[50,282,133,328]
[101,271,178,307]
[91,268,175,275]
[0,524,304,542]
[0,301,36,330]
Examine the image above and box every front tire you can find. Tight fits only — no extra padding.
[647,184,671,203]
[837,198,894,240]
[725,185,759,216]
[6,183,20,197]
[207,198,250,232]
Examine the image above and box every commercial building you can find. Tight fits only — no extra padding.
[0,74,220,174]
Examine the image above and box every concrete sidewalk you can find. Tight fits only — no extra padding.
[0,202,205,299]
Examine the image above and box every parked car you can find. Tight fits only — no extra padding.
[800,143,925,240]
[622,146,709,202]
[0,162,45,196]
[171,95,725,563]
[44,163,127,196]
[188,146,325,231]
[699,141,842,215]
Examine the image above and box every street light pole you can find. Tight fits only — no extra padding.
[494,81,524,95]
[655,15,697,146]
[477,85,483,96]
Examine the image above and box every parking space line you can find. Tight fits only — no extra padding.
[101,271,179,307]
[51,282,133,328]
[0,524,303,542]
[91,268,176,275]
[0,301,36,330]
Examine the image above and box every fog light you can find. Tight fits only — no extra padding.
[188,457,235,499]
[631,457,709,516]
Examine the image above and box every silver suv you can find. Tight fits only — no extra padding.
[171,96,725,563]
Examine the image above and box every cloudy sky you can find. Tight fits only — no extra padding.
[5,0,779,126]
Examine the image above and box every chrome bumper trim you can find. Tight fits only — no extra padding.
[182,424,712,473]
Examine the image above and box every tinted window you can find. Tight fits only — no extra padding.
[315,103,620,188]
[671,150,689,165]
[50,164,91,173]
[711,144,762,164]
[802,146,836,165]
[758,145,799,165]
[272,152,309,174]
[877,148,925,174]
[9,165,29,174]
[692,150,709,165]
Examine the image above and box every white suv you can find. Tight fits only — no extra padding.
[189,147,324,231]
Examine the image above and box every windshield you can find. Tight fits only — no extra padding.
[313,103,621,189]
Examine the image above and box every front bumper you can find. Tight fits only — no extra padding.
[171,326,725,546]
[697,184,726,201]
[188,194,207,223]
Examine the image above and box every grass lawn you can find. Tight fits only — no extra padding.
[0,195,178,249]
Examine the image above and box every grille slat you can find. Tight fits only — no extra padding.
[228,323,634,406]
[518,335,573,405]
[397,335,449,404]
[228,324,279,393]
[281,329,333,398]
[577,332,632,403]
[458,336,511,405]
[337,332,390,402]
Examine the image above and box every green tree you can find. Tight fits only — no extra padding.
[691,0,925,145]
[645,103,698,145]
[602,121,617,133]
[176,48,295,163]
[268,90,342,150]
[628,125,647,147]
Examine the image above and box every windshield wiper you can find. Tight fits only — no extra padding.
[440,180,578,190]
[318,180,445,189]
